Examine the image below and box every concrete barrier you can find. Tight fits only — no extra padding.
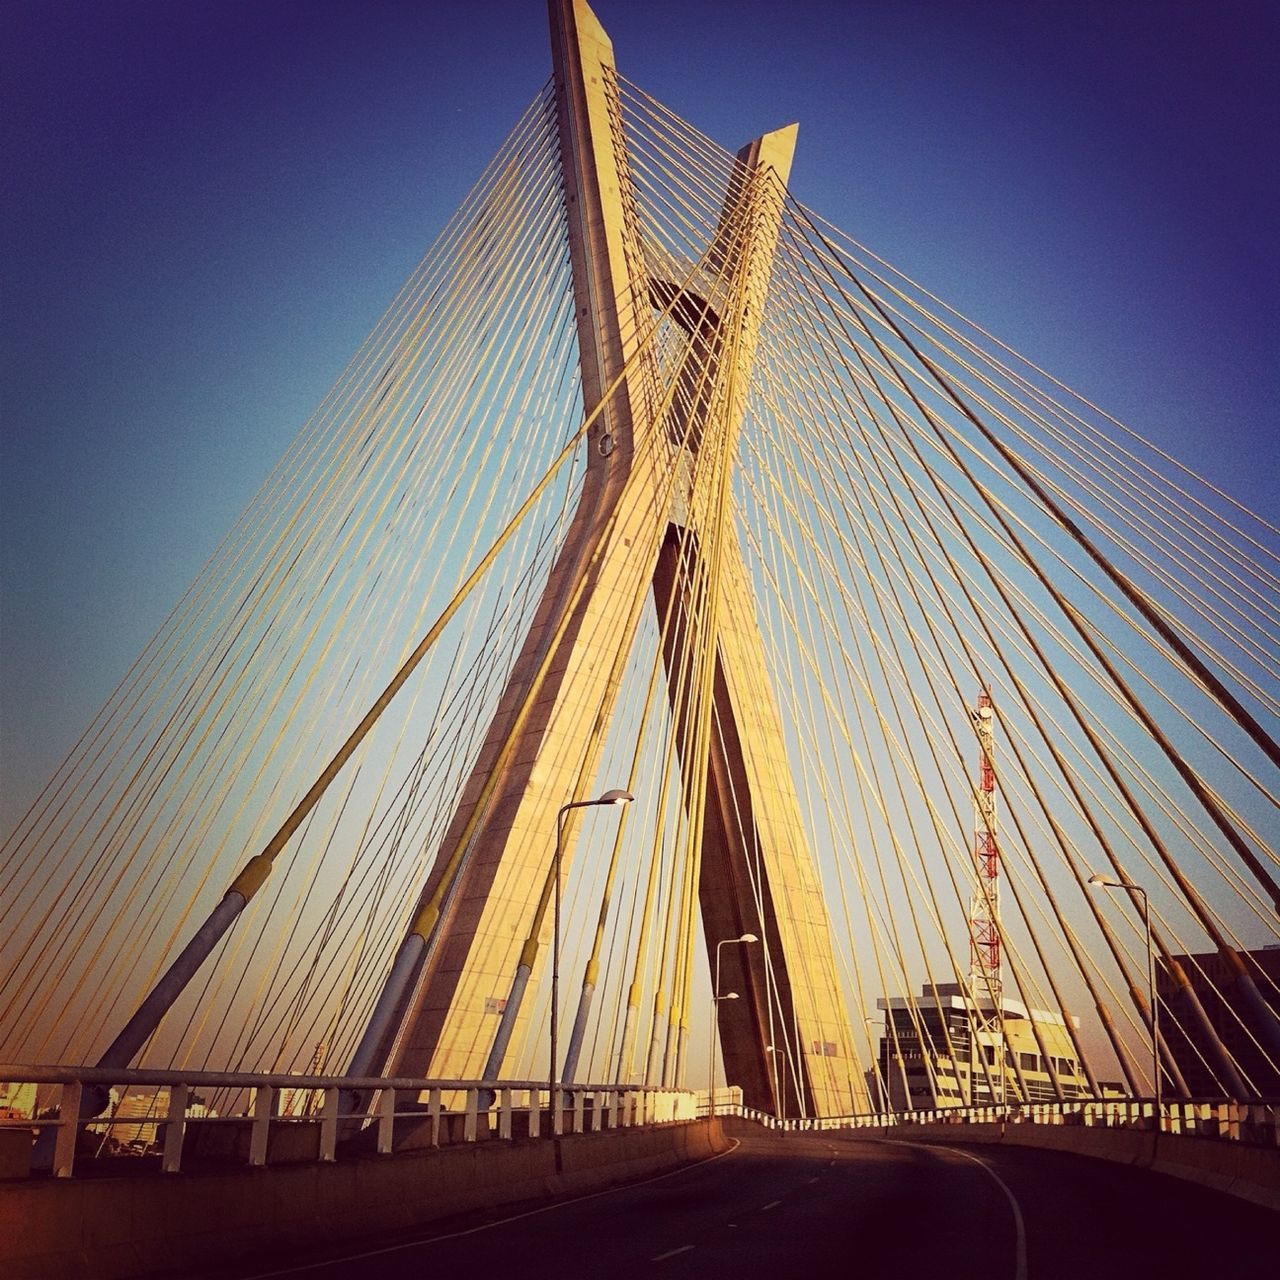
[886,1119,1280,1211]
[0,1129,30,1179]
[0,1119,728,1279]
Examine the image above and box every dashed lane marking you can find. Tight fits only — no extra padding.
[240,1140,742,1277]
[652,1246,695,1262]
[761,1199,782,1211]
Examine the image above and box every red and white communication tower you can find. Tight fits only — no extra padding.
[969,691,1001,1007]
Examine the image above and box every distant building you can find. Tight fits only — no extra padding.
[248,1085,327,1118]
[91,1089,216,1150]
[876,983,1091,1109]
[277,1085,322,1118]
[109,1092,166,1148]
[0,1081,36,1120]
[1156,946,1280,1098]
[274,1041,329,1117]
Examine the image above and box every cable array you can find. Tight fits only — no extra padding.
[2,69,1276,1115]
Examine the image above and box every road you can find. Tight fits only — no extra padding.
[230,1126,1277,1280]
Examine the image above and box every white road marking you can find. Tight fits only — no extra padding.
[652,1245,695,1262]
[806,1176,820,1184]
[938,1146,1028,1280]
[240,1139,742,1277]
[761,1199,782,1210]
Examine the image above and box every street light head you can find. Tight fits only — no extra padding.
[739,932,759,943]
[596,788,634,806]
[1088,873,1121,888]
[721,991,740,1000]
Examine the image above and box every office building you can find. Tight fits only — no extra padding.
[1156,946,1280,1098]
[876,983,1091,1108]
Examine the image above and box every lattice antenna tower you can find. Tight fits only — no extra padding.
[969,691,1002,1009]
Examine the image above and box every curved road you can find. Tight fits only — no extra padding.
[232,1126,1276,1280]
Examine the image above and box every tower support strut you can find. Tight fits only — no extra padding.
[360,0,865,1117]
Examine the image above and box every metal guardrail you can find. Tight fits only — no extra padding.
[6,1064,1275,1181]
[0,1064,697,1178]
[716,1097,1280,1148]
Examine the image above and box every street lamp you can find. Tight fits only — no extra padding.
[709,933,758,1120]
[863,1016,889,1114]
[766,1044,787,1121]
[551,789,632,1133]
[709,988,741,1119]
[1088,874,1161,1129]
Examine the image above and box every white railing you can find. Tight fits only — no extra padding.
[0,1064,697,1178]
[7,1063,1273,1182]
[715,1097,1280,1148]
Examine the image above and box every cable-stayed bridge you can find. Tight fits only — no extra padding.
[2,2,1277,1271]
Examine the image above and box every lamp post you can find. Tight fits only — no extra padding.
[863,1016,888,1114]
[766,1044,787,1121]
[1088,874,1160,1130]
[709,933,758,1119]
[551,789,632,1133]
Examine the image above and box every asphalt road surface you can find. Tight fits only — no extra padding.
[231,1126,1277,1280]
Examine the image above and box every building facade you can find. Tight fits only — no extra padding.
[876,983,1090,1109]
[0,1081,36,1120]
[1156,946,1280,1098]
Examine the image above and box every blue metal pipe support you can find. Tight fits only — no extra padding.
[560,976,596,1084]
[479,957,535,1101]
[338,930,429,1126]
[344,931,428,1081]
[1233,971,1280,1070]
[32,887,251,1170]
[97,889,249,1071]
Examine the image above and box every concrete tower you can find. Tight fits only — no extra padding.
[369,0,866,1118]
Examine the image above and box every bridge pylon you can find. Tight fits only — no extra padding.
[351,0,866,1117]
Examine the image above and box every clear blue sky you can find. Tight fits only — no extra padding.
[2,0,1277,825]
